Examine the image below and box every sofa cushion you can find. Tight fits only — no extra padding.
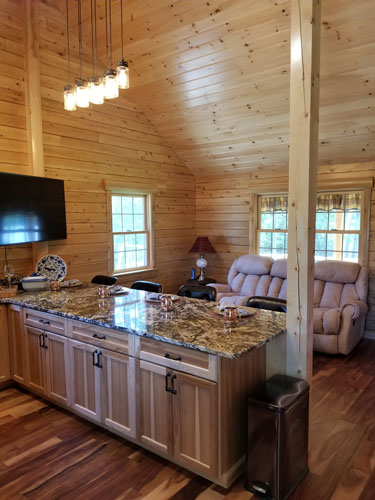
[240,274,272,297]
[313,307,341,335]
[319,282,344,308]
[315,260,360,284]
[230,254,273,277]
[270,259,287,279]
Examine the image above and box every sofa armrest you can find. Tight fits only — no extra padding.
[340,300,368,320]
[210,283,232,293]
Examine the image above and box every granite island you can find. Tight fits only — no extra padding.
[0,285,286,487]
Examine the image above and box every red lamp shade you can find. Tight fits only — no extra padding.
[189,236,216,254]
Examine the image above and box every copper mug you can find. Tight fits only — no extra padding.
[224,306,238,323]
[98,286,110,298]
[50,280,61,291]
[160,295,173,312]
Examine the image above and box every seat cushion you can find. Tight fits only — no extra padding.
[313,307,341,335]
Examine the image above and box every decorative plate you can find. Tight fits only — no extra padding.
[36,254,67,281]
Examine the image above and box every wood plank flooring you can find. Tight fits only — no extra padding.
[0,340,374,499]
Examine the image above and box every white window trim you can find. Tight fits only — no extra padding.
[106,188,156,276]
[249,184,371,267]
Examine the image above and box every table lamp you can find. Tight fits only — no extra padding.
[189,236,216,281]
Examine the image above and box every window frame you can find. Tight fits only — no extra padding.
[107,189,155,276]
[255,188,370,265]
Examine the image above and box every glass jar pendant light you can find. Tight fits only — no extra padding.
[64,84,76,111]
[88,0,104,105]
[63,0,76,111]
[88,77,104,104]
[117,0,129,89]
[103,0,119,100]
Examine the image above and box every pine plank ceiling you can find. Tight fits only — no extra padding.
[59,0,374,177]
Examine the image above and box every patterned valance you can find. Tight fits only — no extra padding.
[260,196,288,213]
[316,193,361,211]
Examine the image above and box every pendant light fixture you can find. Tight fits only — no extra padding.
[63,0,76,111]
[88,0,104,104]
[63,0,129,111]
[103,0,119,99]
[75,0,89,108]
[117,0,129,89]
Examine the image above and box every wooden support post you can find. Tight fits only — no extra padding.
[286,0,321,382]
[24,0,48,264]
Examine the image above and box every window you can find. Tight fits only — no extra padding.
[257,191,363,263]
[111,194,152,273]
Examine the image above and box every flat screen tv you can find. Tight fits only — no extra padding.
[0,173,67,246]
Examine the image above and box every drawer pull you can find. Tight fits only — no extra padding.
[39,319,50,325]
[164,353,182,362]
[171,374,177,395]
[92,333,107,340]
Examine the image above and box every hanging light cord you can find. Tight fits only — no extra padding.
[105,0,109,69]
[120,0,124,60]
[109,0,113,68]
[94,0,98,76]
[78,0,83,79]
[66,0,71,83]
[90,0,94,75]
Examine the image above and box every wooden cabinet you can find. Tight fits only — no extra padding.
[8,304,28,385]
[69,339,102,422]
[0,305,10,384]
[44,332,70,406]
[138,360,173,456]
[25,326,46,394]
[24,326,70,405]
[173,372,218,476]
[101,349,136,438]
[137,360,218,475]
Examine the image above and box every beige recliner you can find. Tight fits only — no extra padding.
[211,255,369,355]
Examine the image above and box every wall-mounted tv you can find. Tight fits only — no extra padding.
[0,173,67,246]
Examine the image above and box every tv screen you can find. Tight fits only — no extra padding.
[0,173,67,246]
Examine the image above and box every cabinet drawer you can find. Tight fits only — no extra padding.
[68,320,129,355]
[24,308,66,336]
[138,338,217,381]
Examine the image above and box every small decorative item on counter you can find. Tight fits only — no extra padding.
[98,286,110,298]
[50,280,61,291]
[224,306,238,323]
[22,275,48,291]
[0,285,18,298]
[160,294,173,312]
[190,267,196,280]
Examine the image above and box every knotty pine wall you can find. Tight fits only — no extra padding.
[196,162,375,333]
[0,0,34,278]
[0,0,195,292]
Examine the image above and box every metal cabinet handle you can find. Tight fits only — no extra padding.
[43,333,48,349]
[39,319,50,325]
[39,333,44,348]
[92,333,107,340]
[97,351,103,369]
[92,349,98,367]
[164,352,182,362]
[165,372,172,392]
[171,374,177,395]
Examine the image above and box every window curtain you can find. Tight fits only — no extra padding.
[316,193,361,211]
[261,196,288,213]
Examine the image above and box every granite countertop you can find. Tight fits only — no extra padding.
[1,285,286,359]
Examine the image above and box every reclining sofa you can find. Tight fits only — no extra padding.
[211,255,369,355]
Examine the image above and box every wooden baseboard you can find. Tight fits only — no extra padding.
[0,379,14,390]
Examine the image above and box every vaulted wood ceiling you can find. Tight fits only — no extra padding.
[59,0,374,177]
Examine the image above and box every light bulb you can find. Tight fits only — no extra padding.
[75,78,90,108]
[104,69,119,99]
[88,76,104,104]
[64,84,76,111]
[116,60,129,89]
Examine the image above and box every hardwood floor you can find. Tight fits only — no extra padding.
[0,340,374,500]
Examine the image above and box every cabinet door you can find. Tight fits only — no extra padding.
[0,305,10,383]
[25,326,46,394]
[45,332,70,407]
[137,360,173,456]
[173,372,218,476]
[101,349,136,438]
[69,339,101,422]
[7,305,28,385]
